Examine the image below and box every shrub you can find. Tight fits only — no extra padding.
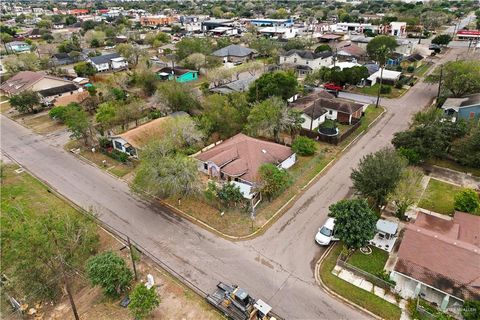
[148,110,162,119]
[292,136,316,156]
[106,149,129,163]
[462,300,480,320]
[396,65,403,72]
[407,65,415,73]
[259,163,291,201]
[48,103,81,123]
[129,284,160,319]
[397,147,422,165]
[380,85,392,94]
[86,251,133,298]
[98,137,111,149]
[454,189,480,213]
[395,82,403,89]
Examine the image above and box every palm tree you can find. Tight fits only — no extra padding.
[373,44,393,108]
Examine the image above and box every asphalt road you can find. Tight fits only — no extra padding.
[0,47,469,319]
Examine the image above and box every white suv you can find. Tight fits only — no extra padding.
[315,218,339,246]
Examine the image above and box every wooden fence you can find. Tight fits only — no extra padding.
[300,118,362,145]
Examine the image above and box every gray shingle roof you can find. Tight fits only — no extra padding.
[89,53,121,65]
[212,45,254,57]
[283,49,332,60]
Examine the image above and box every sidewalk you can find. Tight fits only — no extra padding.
[332,265,410,320]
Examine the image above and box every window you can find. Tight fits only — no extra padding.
[329,110,333,115]
[306,61,309,65]
[284,57,287,62]
[114,141,123,150]
[204,163,208,170]
[294,58,297,63]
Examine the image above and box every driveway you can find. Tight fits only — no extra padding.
[0,47,469,319]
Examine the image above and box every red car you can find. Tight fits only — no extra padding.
[323,83,344,92]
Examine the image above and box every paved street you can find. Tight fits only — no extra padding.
[0,47,469,319]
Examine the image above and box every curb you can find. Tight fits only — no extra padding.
[61,107,387,242]
[314,244,383,320]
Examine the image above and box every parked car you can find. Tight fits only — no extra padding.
[315,218,339,246]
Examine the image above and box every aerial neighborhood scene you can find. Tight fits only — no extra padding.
[1,0,480,319]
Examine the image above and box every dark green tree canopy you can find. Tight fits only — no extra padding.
[9,90,40,114]
[86,251,133,298]
[259,163,291,201]
[366,35,398,65]
[351,147,407,208]
[328,199,378,250]
[431,34,452,46]
[248,71,298,102]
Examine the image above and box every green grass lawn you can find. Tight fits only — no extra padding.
[354,84,406,98]
[320,244,401,320]
[348,247,389,275]
[414,63,432,77]
[418,178,462,215]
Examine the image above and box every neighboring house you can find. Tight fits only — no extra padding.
[27,28,42,39]
[210,75,258,95]
[442,93,480,123]
[279,50,333,72]
[195,133,296,199]
[52,52,84,66]
[157,66,198,83]
[37,84,81,105]
[209,27,238,37]
[211,44,255,63]
[335,43,366,62]
[290,91,366,127]
[391,212,480,314]
[0,71,76,97]
[248,18,294,27]
[88,53,128,72]
[140,15,178,27]
[389,22,407,38]
[367,68,402,86]
[401,53,424,69]
[258,26,298,39]
[386,52,404,66]
[5,41,31,53]
[110,114,186,158]
[330,61,361,71]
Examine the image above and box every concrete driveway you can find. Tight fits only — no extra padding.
[0,47,470,319]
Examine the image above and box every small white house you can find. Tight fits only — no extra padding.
[88,53,127,72]
[367,68,401,86]
[390,22,407,38]
[259,26,298,39]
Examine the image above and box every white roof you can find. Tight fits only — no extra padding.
[367,68,402,81]
[376,219,398,235]
[331,62,361,70]
[230,181,254,199]
[259,26,292,33]
[72,77,87,83]
[111,57,125,62]
[254,299,272,315]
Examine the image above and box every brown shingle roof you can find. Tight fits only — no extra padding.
[53,91,89,107]
[0,71,45,95]
[195,133,294,183]
[290,92,363,115]
[115,117,169,149]
[394,212,480,301]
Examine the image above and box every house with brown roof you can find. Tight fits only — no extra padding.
[195,133,296,199]
[110,115,177,158]
[290,91,366,128]
[0,71,77,98]
[391,212,480,313]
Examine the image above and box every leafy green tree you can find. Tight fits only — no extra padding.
[86,252,133,298]
[200,93,249,139]
[9,90,40,113]
[283,38,308,51]
[250,37,279,58]
[387,167,423,220]
[426,60,480,97]
[58,34,82,53]
[451,128,480,168]
[454,189,480,214]
[64,108,92,146]
[462,300,480,320]
[431,34,452,46]
[259,163,291,201]
[116,43,147,68]
[1,208,98,315]
[95,102,117,135]
[49,103,81,122]
[246,97,303,143]
[351,148,407,208]
[206,182,245,208]
[292,136,316,156]
[155,81,200,113]
[133,148,201,199]
[314,44,332,53]
[328,199,377,250]
[366,36,397,62]
[65,15,78,26]
[175,37,213,60]
[129,284,160,319]
[3,52,41,73]
[248,71,298,102]
[74,62,96,77]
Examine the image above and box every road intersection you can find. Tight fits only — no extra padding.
[0,47,469,319]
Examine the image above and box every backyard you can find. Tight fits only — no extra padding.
[0,163,221,320]
[417,178,462,215]
[319,244,402,320]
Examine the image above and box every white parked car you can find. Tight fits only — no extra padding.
[315,218,339,246]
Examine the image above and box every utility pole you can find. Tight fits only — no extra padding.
[127,237,138,281]
[375,66,384,109]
